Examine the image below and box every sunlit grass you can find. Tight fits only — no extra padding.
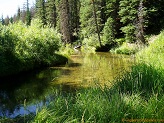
[31,31,164,122]
[112,42,144,55]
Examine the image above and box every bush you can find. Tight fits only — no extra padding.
[0,19,66,77]
[113,42,139,55]
[137,31,164,68]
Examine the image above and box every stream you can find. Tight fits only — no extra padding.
[0,52,134,118]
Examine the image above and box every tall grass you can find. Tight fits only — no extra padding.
[32,64,164,122]
[31,31,164,122]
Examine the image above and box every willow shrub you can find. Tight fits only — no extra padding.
[0,19,66,77]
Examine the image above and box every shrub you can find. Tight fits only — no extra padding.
[113,42,139,55]
[0,19,66,77]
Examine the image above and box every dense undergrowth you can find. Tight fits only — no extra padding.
[0,19,67,77]
[31,31,164,123]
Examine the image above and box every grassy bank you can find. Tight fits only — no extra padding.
[0,20,67,77]
[1,30,164,122]
[31,31,164,122]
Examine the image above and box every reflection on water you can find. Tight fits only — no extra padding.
[0,52,134,118]
[51,52,134,87]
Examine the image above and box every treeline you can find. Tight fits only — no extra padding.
[1,0,164,47]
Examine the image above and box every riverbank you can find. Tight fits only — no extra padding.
[1,23,164,122]
[30,31,164,122]
[0,20,68,77]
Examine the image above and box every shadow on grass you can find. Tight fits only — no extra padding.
[112,63,164,98]
[32,63,164,123]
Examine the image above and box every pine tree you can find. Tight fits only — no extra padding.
[46,0,57,28]
[119,0,140,43]
[102,17,116,45]
[105,0,120,37]
[58,0,71,43]
[17,7,21,21]
[80,0,102,38]
[36,0,47,26]
[69,0,80,41]
[10,17,13,23]
[92,0,102,46]
[0,15,5,25]
[26,0,31,25]
[136,0,146,44]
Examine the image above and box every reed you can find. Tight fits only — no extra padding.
[32,31,164,122]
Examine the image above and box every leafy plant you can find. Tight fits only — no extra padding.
[0,19,66,77]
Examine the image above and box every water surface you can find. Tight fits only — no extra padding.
[0,52,134,118]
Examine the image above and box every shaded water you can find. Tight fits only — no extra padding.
[0,52,134,118]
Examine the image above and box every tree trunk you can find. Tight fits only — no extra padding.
[92,0,102,47]
[60,0,71,44]
[136,0,146,44]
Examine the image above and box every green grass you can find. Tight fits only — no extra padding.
[111,42,143,55]
[31,31,164,123]
[32,64,164,122]
[2,31,164,122]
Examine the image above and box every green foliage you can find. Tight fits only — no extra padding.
[137,30,164,68]
[119,0,140,43]
[80,0,101,39]
[120,24,136,43]
[0,19,65,77]
[113,42,140,55]
[102,17,116,45]
[32,31,164,123]
[33,62,164,122]
[59,44,75,57]
[36,0,47,26]
[81,35,100,53]
[46,0,57,28]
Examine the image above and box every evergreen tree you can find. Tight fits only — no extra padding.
[92,0,102,46]
[136,0,146,44]
[69,0,80,41]
[105,0,120,37]
[58,0,71,43]
[119,0,140,43]
[10,17,13,23]
[102,17,116,45]
[1,15,5,25]
[26,0,31,25]
[17,7,21,21]
[100,0,106,26]
[80,0,102,38]
[36,0,47,26]
[46,0,57,28]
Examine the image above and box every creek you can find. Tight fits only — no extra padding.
[0,52,134,118]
